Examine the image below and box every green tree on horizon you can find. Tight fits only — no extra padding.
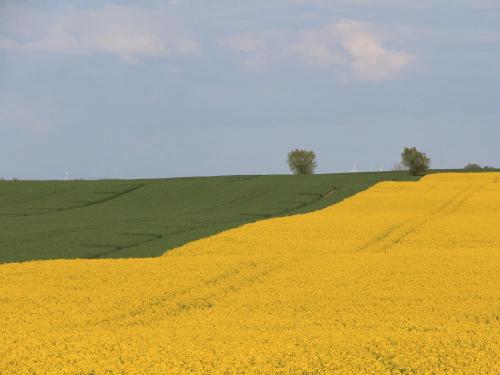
[401,147,430,176]
[464,163,482,171]
[287,149,317,175]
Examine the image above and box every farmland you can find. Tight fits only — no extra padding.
[0,171,419,263]
[0,172,499,373]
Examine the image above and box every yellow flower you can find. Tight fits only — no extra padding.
[0,173,499,374]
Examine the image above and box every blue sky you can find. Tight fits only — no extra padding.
[1,0,499,179]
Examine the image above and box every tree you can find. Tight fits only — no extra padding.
[464,163,482,171]
[287,149,317,175]
[401,147,430,176]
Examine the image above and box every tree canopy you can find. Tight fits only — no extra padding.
[401,147,430,176]
[287,149,317,175]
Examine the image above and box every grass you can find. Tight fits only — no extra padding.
[0,171,425,263]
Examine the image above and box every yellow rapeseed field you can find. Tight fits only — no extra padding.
[1,173,499,374]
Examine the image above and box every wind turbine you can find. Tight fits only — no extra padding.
[351,163,358,173]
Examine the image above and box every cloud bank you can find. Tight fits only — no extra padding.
[0,4,200,63]
[223,20,416,81]
[0,4,415,81]
[291,20,416,81]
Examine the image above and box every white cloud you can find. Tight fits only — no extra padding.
[291,20,416,81]
[0,5,200,63]
[222,20,415,81]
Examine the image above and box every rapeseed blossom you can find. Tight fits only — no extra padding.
[0,173,499,373]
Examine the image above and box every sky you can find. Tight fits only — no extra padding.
[1,0,499,179]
